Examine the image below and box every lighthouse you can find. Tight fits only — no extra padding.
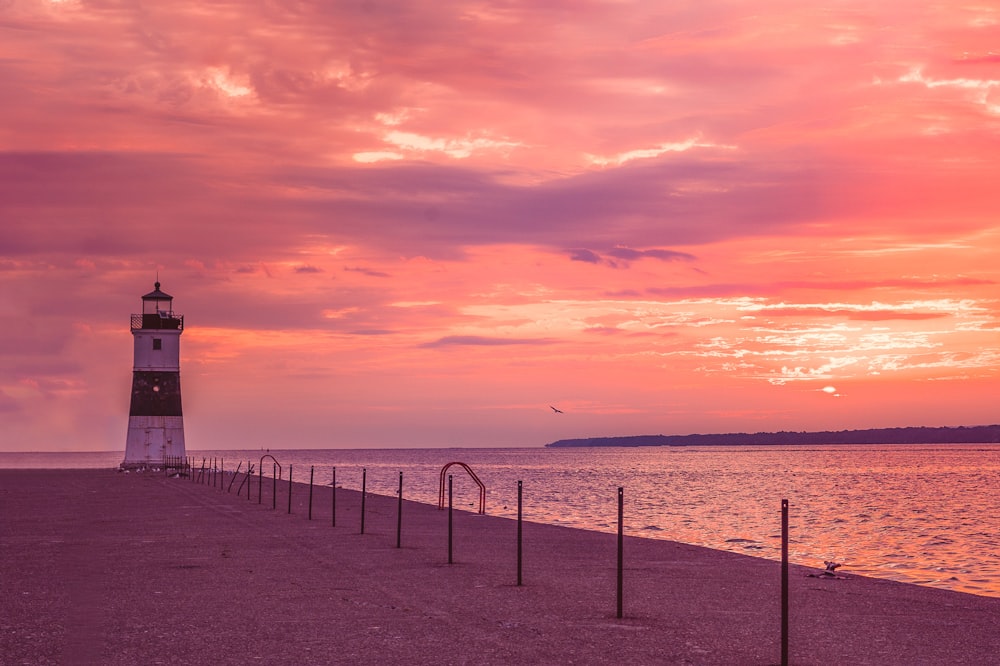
[122,281,186,469]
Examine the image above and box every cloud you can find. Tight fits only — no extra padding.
[345,266,391,278]
[569,246,697,268]
[569,249,602,264]
[420,335,554,349]
[2,0,1000,449]
[0,390,18,414]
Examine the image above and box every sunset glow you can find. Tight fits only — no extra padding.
[1,0,998,451]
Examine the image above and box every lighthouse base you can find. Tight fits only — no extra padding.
[122,415,186,470]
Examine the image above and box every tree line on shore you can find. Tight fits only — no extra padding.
[545,424,1000,448]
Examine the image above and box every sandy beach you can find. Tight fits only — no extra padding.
[2,469,998,665]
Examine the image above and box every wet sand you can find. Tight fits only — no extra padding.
[1,468,998,665]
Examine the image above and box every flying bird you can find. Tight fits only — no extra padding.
[550,405,564,414]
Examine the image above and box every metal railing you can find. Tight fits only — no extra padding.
[130,313,184,330]
[437,461,486,514]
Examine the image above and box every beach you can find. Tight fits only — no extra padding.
[2,469,998,665]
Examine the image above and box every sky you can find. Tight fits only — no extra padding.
[2,0,999,452]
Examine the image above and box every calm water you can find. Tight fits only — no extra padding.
[3,444,998,598]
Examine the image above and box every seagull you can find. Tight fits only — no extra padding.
[550,405,564,413]
[808,561,845,579]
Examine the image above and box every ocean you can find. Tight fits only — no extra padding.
[3,443,997,598]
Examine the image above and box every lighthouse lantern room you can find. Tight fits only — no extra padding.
[122,281,186,469]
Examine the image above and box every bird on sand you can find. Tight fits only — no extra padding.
[808,561,845,579]
[550,405,564,413]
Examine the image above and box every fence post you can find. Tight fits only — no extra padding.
[287,464,293,514]
[517,480,523,586]
[360,468,367,534]
[617,486,624,619]
[781,498,789,666]
[308,466,314,521]
[396,472,403,548]
[227,462,241,492]
[448,474,454,564]
[331,467,336,527]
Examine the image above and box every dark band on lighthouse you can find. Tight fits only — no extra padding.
[129,371,183,416]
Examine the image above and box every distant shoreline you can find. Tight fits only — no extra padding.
[546,424,1000,447]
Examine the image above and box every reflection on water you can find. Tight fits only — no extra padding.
[5,444,998,598]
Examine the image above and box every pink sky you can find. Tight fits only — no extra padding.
[1,0,998,451]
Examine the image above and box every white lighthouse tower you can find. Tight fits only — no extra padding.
[122,281,186,469]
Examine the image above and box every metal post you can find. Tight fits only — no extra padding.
[617,486,624,619]
[396,471,403,548]
[258,464,263,504]
[227,462,241,492]
[308,466,314,520]
[781,498,789,666]
[448,474,454,564]
[272,463,277,510]
[287,464,293,514]
[331,467,336,527]
[517,480,523,586]
[360,468,367,534]
[220,458,224,490]
[247,461,252,500]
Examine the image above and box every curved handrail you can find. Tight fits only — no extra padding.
[438,462,486,514]
[260,454,282,479]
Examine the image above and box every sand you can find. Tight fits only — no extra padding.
[1,468,998,665]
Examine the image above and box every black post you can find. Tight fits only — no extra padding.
[360,468,367,534]
[331,467,336,527]
[220,458,223,490]
[396,471,403,548]
[308,466,314,521]
[247,461,252,500]
[258,464,263,504]
[448,474,454,564]
[517,480,523,586]
[227,462,241,492]
[235,465,253,497]
[287,464,293,515]
[617,486,624,619]
[781,498,789,666]
[272,463,277,510]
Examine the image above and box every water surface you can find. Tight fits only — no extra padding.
[4,444,997,597]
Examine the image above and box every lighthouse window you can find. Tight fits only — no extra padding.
[152,338,162,350]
